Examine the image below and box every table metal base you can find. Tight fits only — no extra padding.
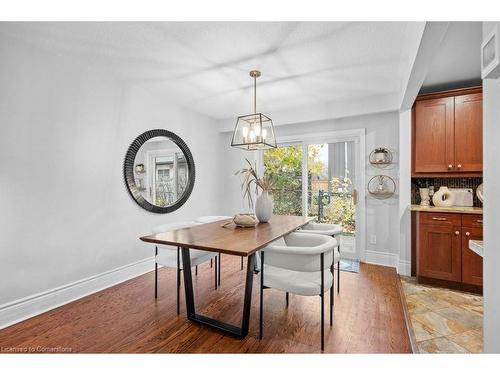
[181,247,255,339]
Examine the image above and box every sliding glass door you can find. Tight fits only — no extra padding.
[262,135,362,260]
[307,141,357,255]
[263,143,303,216]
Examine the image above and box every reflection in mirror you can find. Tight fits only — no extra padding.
[133,136,190,208]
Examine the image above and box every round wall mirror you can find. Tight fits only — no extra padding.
[123,129,195,213]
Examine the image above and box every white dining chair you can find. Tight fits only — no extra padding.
[152,221,219,314]
[194,215,244,277]
[259,232,339,351]
[298,222,343,293]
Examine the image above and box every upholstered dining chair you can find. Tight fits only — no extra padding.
[298,222,343,293]
[152,221,219,314]
[259,232,339,351]
[194,215,243,279]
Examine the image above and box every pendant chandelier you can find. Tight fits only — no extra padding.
[231,70,277,150]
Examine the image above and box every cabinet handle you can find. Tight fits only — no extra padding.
[455,231,460,235]
[448,164,453,169]
[477,219,483,224]
[432,217,447,221]
[466,232,470,236]
[457,164,462,169]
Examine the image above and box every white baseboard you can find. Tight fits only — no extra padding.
[0,257,155,330]
[397,259,411,276]
[364,250,398,268]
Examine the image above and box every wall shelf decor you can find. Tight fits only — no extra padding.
[368,175,396,199]
[369,147,393,167]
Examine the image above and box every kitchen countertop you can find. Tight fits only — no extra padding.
[410,205,483,214]
[469,240,484,258]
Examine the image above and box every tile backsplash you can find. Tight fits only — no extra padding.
[411,177,483,207]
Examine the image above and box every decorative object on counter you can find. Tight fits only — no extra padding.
[235,158,274,222]
[367,175,396,199]
[222,213,259,228]
[231,70,277,150]
[413,178,432,206]
[411,177,483,207]
[477,183,484,203]
[432,186,455,207]
[369,147,393,167]
[419,188,430,207]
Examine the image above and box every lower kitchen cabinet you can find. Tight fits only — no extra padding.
[462,226,483,286]
[418,223,462,282]
[414,211,483,292]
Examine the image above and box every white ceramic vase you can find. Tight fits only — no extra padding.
[432,186,455,207]
[419,188,430,207]
[255,191,274,223]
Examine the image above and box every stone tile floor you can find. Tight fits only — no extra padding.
[400,277,483,353]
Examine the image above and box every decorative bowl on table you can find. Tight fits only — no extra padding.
[221,213,259,228]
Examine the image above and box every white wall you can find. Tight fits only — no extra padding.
[218,111,400,266]
[482,22,500,354]
[0,36,219,315]
[398,110,412,276]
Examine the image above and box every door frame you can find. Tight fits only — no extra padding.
[257,128,366,261]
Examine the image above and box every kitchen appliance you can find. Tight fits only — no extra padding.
[449,188,474,207]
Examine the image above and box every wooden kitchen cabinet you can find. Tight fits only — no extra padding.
[414,211,483,292]
[418,222,462,282]
[412,87,483,176]
[414,97,454,173]
[462,226,483,286]
[454,93,483,173]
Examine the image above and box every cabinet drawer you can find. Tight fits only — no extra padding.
[419,212,462,226]
[462,214,483,228]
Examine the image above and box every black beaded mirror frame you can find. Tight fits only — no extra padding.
[123,129,196,214]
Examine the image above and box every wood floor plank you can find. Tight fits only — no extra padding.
[0,256,411,353]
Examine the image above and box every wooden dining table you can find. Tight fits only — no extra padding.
[140,215,314,338]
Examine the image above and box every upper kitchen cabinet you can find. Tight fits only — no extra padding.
[414,97,454,173]
[412,87,483,176]
[454,93,483,172]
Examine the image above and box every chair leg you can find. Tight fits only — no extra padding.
[337,261,340,294]
[214,256,218,290]
[241,256,244,270]
[337,244,340,293]
[330,264,334,326]
[195,265,198,276]
[154,262,158,299]
[211,258,213,268]
[286,292,289,308]
[218,252,221,286]
[320,253,325,351]
[259,251,264,340]
[154,246,158,299]
[177,247,181,315]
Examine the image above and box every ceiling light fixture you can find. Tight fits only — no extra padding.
[231,70,277,150]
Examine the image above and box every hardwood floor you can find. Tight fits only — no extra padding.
[0,257,411,353]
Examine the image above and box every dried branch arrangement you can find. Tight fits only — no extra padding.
[235,158,273,209]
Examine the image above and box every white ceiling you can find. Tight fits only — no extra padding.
[1,22,427,121]
[422,22,482,91]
